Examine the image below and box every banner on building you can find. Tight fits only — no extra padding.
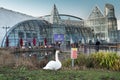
[54,34,64,42]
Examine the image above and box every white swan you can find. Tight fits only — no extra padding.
[43,50,62,70]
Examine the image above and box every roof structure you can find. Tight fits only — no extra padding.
[105,3,114,9]
[0,7,36,45]
[88,6,104,19]
[50,4,61,24]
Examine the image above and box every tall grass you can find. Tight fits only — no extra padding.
[0,49,48,69]
[0,50,15,67]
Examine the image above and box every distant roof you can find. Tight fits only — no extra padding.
[88,6,104,19]
[105,3,114,9]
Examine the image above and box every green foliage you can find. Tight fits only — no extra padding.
[0,74,7,80]
[89,52,120,71]
[0,68,120,80]
[62,58,71,67]
[18,66,28,73]
[112,57,120,71]
[63,52,120,71]
[75,53,87,66]
[62,53,87,68]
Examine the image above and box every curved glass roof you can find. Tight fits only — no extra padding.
[1,18,92,48]
[1,19,51,47]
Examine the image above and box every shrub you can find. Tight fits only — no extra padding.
[87,52,120,71]
[75,53,87,66]
[63,51,120,71]
[62,58,71,67]
[112,57,120,71]
[62,53,87,69]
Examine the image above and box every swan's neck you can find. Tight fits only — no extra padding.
[55,53,59,61]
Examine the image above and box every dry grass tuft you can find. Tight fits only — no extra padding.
[14,57,38,69]
[0,50,15,67]
[0,49,48,69]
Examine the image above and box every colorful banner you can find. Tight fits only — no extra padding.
[71,48,77,59]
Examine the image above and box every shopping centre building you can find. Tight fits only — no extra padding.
[0,3,118,49]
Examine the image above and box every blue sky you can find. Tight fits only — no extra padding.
[0,0,119,19]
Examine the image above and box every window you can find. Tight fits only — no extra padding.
[33,33,37,38]
[26,33,31,38]
[18,32,24,38]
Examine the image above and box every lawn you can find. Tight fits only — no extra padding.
[0,49,120,80]
[0,67,120,80]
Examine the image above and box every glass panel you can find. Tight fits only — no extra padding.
[18,32,24,38]
[28,22,34,30]
[19,24,24,30]
[24,23,29,31]
[33,33,37,38]
[26,33,31,38]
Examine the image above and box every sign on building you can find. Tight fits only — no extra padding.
[54,34,64,41]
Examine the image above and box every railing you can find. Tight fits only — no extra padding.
[12,48,56,61]
[77,44,119,54]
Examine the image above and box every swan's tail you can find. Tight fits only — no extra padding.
[43,66,47,69]
[43,66,50,70]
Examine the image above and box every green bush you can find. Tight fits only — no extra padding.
[88,52,120,71]
[63,52,120,71]
[75,53,87,66]
[62,53,87,68]
[112,57,120,71]
[62,58,71,67]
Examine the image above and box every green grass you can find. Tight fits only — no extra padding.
[0,50,120,80]
[0,67,120,80]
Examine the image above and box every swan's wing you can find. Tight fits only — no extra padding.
[55,61,62,70]
[43,60,56,70]
[43,60,62,70]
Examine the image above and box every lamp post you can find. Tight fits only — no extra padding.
[2,26,10,47]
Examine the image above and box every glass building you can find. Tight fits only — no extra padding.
[84,3,117,43]
[1,4,117,49]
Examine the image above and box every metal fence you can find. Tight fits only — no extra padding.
[12,48,56,61]
[78,44,120,54]
[62,44,120,55]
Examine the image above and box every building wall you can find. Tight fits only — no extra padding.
[105,4,117,42]
[84,4,117,43]
[84,17,108,42]
[0,3,118,48]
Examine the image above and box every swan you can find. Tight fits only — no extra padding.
[43,50,62,70]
